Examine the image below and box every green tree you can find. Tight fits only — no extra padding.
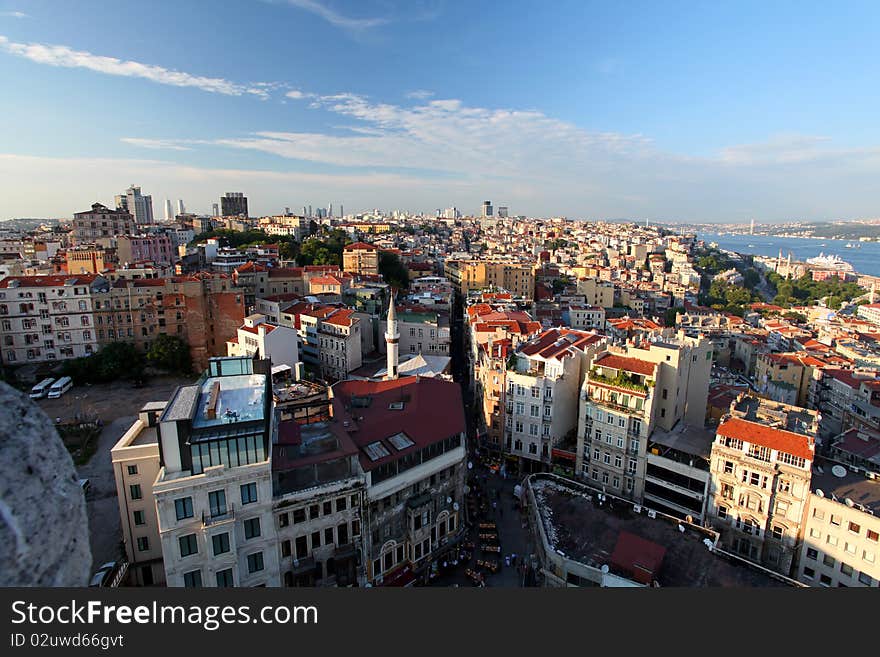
[147,334,192,374]
[379,251,410,289]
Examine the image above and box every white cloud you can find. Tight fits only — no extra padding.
[120,138,195,151]
[0,35,272,98]
[276,0,389,30]
[285,89,316,100]
[405,89,434,100]
[0,11,28,18]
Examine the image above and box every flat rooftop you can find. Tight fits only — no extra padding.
[531,476,791,587]
[731,395,816,435]
[130,424,158,447]
[649,423,714,460]
[810,460,880,515]
[192,374,265,428]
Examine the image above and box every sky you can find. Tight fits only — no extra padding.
[1,0,880,222]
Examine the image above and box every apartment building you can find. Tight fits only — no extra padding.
[71,203,136,245]
[446,259,536,300]
[0,274,108,364]
[706,416,814,576]
[755,352,824,407]
[503,329,605,472]
[343,242,380,276]
[226,314,299,369]
[331,375,467,586]
[152,356,278,587]
[576,334,713,502]
[797,462,880,588]
[378,305,450,358]
[575,276,615,308]
[117,234,175,267]
[65,246,106,275]
[111,401,168,586]
[568,304,606,331]
[317,308,362,382]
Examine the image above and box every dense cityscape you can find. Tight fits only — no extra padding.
[2,189,879,590]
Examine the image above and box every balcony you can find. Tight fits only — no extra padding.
[202,507,235,527]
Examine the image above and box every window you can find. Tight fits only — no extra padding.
[771,525,784,540]
[845,542,857,555]
[813,508,825,521]
[240,482,258,505]
[325,527,334,545]
[718,506,728,519]
[826,535,838,547]
[802,567,815,580]
[216,568,234,587]
[293,508,306,524]
[859,572,873,586]
[806,548,819,561]
[281,540,292,558]
[129,484,142,500]
[868,530,879,543]
[247,552,264,574]
[336,496,347,512]
[830,514,841,527]
[865,550,876,564]
[849,522,861,535]
[136,536,149,552]
[183,570,202,588]
[820,574,833,586]
[175,497,194,520]
[309,504,320,520]
[295,536,308,558]
[823,554,835,568]
[208,490,227,517]
[840,562,854,578]
[127,465,138,476]
[212,533,230,556]
[244,517,261,540]
[133,510,145,526]
[179,534,198,557]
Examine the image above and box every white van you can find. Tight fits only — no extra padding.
[29,377,56,399]
[47,376,73,399]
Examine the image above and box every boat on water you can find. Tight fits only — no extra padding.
[845,243,854,248]
[805,252,854,271]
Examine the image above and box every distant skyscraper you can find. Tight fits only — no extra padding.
[177,199,186,216]
[123,185,153,224]
[220,192,248,217]
[497,206,509,218]
[482,200,493,218]
[212,203,220,217]
[164,199,173,222]
[284,207,291,216]
[308,205,313,218]
[339,204,343,218]
[329,203,333,218]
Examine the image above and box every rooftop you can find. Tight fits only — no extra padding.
[530,476,791,587]
[649,423,714,460]
[593,353,657,377]
[716,417,814,461]
[190,374,266,429]
[810,460,880,515]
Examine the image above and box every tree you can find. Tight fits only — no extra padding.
[379,251,410,289]
[147,335,192,374]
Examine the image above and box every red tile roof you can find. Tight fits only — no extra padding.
[520,329,604,360]
[323,308,356,327]
[0,274,101,288]
[834,428,880,460]
[716,417,814,461]
[331,376,465,471]
[344,241,379,251]
[594,354,656,377]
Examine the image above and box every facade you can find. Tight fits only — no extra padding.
[111,402,168,586]
[343,242,380,277]
[575,276,615,308]
[152,357,278,587]
[221,192,249,218]
[65,246,106,275]
[0,274,108,364]
[226,313,299,369]
[446,259,536,300]
[706,416,814,576]
[71,203,136,244]
[379,305,451,358]
[117,234,175,266]
[121,185,154,225]
[568,304,606,330]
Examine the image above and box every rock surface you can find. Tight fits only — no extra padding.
[0,381,91,586]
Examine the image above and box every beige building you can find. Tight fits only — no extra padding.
[111,402,168,586]
[706,416,814,576]
[575,276,615,308]
[797,463,880,588]
[446,259,535,300]
[343,242,380,276]
[71,203,137,245]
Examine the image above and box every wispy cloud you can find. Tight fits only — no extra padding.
[0,11,28,18]
[0,35,272,98]
[275,0,389,30]
[285,89,316,100]
[405,89,434,100]
[120,138,195,151]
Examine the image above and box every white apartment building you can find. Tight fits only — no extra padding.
[379,306,451,358]
[568,304,606,331]
[505,329,605,471]
[226,313,299,369]
[0,274,108,364]
[111,401,168,586]
[152,357,279,587]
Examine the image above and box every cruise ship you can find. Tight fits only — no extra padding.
[805,252,854,271]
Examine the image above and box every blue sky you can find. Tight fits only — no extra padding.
[1,0,880,221]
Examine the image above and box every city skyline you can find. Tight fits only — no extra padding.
[2,1,880,221]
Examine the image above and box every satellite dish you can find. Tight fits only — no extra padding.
[845,498,854,507]
[816,489,824,498]
[446,496,452,504]
[832,465,848,478]
[453,502,460,511]
[468,462,473,470]
[601,564,609,573]
[464,485,471,494]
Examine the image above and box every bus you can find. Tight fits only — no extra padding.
[29,377,56,399]
[47,376,73,399]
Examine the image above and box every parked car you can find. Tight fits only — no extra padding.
[89,562,118,587]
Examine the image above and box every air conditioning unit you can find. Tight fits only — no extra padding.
[647,509,657,519]
[633,505,642,514]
